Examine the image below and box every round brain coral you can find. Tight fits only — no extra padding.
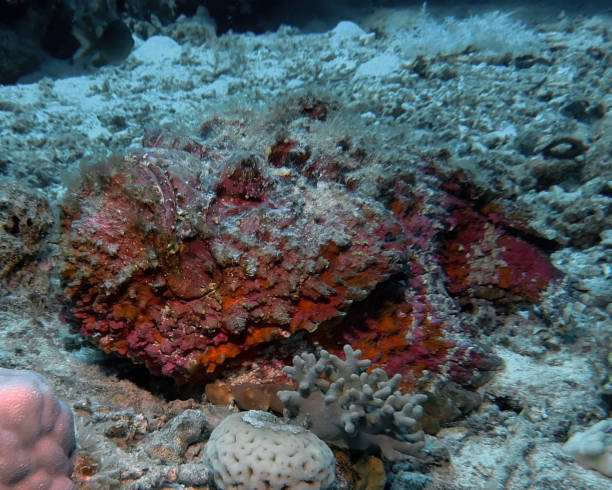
[203,410,336,490]
[0,368,76,490]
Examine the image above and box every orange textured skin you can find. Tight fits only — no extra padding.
[60,149,403,382]
[59,120,559,389]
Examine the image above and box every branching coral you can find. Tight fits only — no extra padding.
[278,345,427,462]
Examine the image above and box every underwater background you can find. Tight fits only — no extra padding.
[0,1,611,488]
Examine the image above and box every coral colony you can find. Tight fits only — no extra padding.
[204,410,336,489]
[278,345,427,462]
[59,112,559,395]
[0,368,77,489]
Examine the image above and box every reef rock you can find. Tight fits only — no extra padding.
[0,182,53,297]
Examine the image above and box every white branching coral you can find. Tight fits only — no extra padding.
[278,344,427,462]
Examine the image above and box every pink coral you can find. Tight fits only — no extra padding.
[0,368,76,489]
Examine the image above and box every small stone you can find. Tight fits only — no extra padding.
[516,130,542,156]
[437,65,457,80]
[542,136,589,159]
[561,99,606,122]
[515,54,537,69]
[530,159,581,190]
[586,46,606,60]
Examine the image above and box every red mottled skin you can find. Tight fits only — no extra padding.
[324,166,559,388]
[437,173,560,302]
[60,145,403,382]
[60,115,559,388]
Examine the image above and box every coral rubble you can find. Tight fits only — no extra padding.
[563,418,612,478]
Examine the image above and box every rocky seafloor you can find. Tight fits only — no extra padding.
[0,3,611,489]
